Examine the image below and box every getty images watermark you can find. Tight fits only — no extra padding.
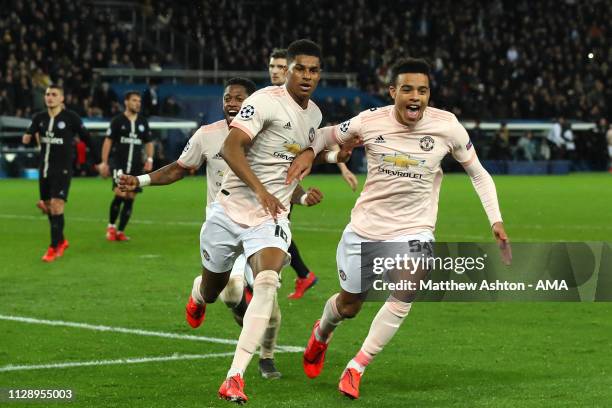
[358,242,612,301]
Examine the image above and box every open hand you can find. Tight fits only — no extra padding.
[492,222,512,265]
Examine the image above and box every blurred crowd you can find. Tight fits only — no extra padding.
[1,0,610,124]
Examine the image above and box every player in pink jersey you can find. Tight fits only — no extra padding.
[118,78,323,380]
[192,39,348,404]
[268,47,360,299]
[288,58,512,399]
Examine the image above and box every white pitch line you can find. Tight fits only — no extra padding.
[0,352,236,372]
[1,213,610,233]
[0,315,303,352]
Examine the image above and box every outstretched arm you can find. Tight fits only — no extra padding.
[118,161,189,191]
[462,154,511,265]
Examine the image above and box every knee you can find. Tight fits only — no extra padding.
[49,200,64,214]
[337,300,362,319]
[252,270,279,296]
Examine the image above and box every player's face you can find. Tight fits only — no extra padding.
[286,55,321,102]
[389,73,430,126]
[125,95,141,114]
[268,57,288,85]
[223,84,249,123]
[44,88,64,109]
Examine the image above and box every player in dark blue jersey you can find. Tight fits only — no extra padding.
[98,91,153,241]
[22,85,94,262]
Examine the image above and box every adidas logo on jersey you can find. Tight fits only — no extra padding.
[283,122,292,129]
[375,135,386,143]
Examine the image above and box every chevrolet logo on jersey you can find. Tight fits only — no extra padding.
[273,142,302,161]
[120,137,143,145]
[284,143,302,154]
[379,154,425,179]
[382,154,425,168]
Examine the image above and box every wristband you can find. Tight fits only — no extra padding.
[325,150,339,163]
[300,193,309,206]
[146,157,153,163]
[137,174,151,187]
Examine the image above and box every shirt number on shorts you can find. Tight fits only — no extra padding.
[274,225,288,243]
[409,241,433,257]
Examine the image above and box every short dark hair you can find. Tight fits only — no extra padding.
[225,77,257,96]
[270,48,287,60]
[287,39,321,63]
[47,84,64,94]
[389,58,431,86]
[124,91,141,100]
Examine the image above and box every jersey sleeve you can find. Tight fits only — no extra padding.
[71,111,91,145]
[177,129,206,170]
[449,117,475,164]
[335,114,363,143]
[106,117,121,142]
[228,92,273,139]
[311,114,362,155]
[25,113,40,136]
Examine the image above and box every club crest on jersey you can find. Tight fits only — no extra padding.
[239,105,255,120]
[339,120,350,133]
[419,136,435,151]
[138,124,145,132]
[57,121,66,129]
[308,127,315,142]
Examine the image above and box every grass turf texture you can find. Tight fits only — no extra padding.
[1,173,611,407]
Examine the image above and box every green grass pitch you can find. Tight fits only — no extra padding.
[1,173,611,407]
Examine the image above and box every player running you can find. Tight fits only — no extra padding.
[118,77,323,379]
[288,57,512,400]
[98,91,153,241]
[268,47,359,299]
[187,39,352,404]
[22,84,95,262]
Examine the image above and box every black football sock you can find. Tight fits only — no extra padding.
[118,199,134,231]
[50,215,62,248]
[289,240,310,279]
[109,196,123,225]
[58,213,65,241]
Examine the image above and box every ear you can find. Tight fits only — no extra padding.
[389,86,396,100]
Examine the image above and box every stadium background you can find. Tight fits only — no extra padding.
[1,0,611,407]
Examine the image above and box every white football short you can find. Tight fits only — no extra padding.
[200,202,292,274]
[336,224,435,294]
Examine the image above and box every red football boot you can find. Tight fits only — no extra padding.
[115,231,130,241]
[338,368,362,399]
[56,239,69,257]
[303,320,331,379]
[218,374,248,404]
[36,200,48,214]
[185,295,206,328]
[106,226,117,241]
[288,272,318,299]
[41,246,57,262]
